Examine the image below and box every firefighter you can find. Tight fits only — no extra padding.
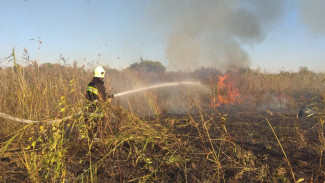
[86,66,115,102]
[85,66,115,138]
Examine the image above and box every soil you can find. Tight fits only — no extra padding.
[0,106,323,182]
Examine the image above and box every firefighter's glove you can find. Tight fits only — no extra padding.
[107,94,115,98]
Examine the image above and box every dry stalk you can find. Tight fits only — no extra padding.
[266,117,296,182]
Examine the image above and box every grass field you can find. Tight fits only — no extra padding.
[1,51,325,182]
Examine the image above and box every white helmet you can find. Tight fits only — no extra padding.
[94,66,105,78]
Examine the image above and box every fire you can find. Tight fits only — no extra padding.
[211,74,240,107]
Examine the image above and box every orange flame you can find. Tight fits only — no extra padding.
[211,74,240,107]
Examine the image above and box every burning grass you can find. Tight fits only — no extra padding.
[1,51,325,182]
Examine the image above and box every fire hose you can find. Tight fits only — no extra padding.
[0,81,201,124]
[0,112,76,124]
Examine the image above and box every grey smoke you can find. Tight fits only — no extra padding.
[148,0,284,71]
[299,0,325,35]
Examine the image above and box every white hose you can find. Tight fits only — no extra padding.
[0,112,73,124]
[0,81,201,123]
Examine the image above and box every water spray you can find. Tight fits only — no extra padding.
[114,81,201,97]
[1,81,201,123]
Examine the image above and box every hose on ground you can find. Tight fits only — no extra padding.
[0,112,75,124]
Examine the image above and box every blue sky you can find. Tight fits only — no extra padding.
[0,0,325,72]
[245,1,325,72]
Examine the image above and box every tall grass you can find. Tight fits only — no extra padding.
[0,50,325,182]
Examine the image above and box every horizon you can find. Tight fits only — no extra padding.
[1,53,322,75]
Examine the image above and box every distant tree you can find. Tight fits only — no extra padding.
[298,66,315,75]
[237,67,252,74]
[41,62,54,69]
[129,59,166,72]
[298,66,309,73]
[193,67,222,84]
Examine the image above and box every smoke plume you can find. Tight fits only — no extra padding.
[299,0,325,35]
[149,0,284,71]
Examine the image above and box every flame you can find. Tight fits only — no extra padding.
[211,74,240,107]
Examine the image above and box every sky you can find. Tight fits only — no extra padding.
[0,0,325,72]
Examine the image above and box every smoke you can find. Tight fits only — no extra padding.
[299,0,325,35]
[149,0,284,71]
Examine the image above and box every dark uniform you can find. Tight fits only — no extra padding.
[85,77,107,138]
[85,77,114,138]
[86,77,106,102]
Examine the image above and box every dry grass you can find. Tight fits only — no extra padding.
[0,50,325,182]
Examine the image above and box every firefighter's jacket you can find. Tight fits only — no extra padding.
[85,77,106,117]
[86,77,106,102]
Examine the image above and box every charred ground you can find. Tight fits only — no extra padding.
[1,105,324,182]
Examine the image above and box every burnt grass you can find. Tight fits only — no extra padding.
[0,106,324,182]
